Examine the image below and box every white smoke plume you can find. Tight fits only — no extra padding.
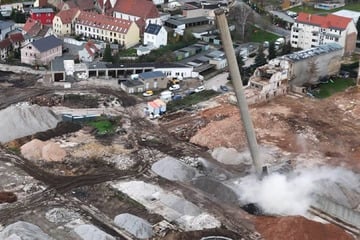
[232,166,360,216]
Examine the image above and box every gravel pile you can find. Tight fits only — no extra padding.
[114,213,153,239]
[0,104,60,143]
[0,221,53,240]
[151,157,197,181]
[73,224,115,240]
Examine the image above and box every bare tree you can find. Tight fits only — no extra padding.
[228,2,253,41]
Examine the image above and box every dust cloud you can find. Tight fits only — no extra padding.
[232,166,360,216]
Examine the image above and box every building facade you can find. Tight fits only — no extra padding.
[53,8,80,36]
[21,35,62,65]
[291,12,357,55]
[143,24,167,48]
[74,11,140,48]
[29,8,55,25]
[138,71,167,90]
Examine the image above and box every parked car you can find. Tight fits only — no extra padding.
[142,90,153,97]
[338,71,350,78]
[195,85,205,92]
[172,94,182,101]
[169,84,180,91]
[220,85,229,92]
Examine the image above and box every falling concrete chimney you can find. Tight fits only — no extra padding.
[215,9,263,176]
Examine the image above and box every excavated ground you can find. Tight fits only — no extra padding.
[1,71,359,239]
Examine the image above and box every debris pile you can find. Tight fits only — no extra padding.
[45,208,81,223]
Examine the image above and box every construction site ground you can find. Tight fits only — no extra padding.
[0,70,359,240]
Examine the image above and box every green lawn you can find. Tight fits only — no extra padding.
[88,119,114,134]
[248,26,279,43]
[313,78,356,98]
[288,3,360,14]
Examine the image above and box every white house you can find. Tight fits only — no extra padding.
[291,12,357,55]
[143,24,167,49]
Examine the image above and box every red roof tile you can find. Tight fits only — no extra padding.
[296,12,352,30]
[56,8,80,24]
[85,41,99,56]
[0,38,12,49]
[76,11,134,34]
[9,33,25,43]
[75,0,94,10]
[114,0,159,19]
[22,18,42,37]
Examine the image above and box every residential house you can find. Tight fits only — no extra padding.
[247,43,343,104]
[291,12,357,55]
[22,18,42,37]
[138,71,167,90]
[29,8,55,25]
[21,35,62,65]
[0,38,12,60]
[74,11,140,48]
[143,24,167,49]
[9,32,25,49]
[0,20,15,40]
[34,0,48,8]
[79,41,100,62]
[53,8,80,36]
[111,0,161,33]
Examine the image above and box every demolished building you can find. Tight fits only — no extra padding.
[247,43,343,103]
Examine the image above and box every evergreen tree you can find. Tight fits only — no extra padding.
[102,43,112,62]
[254,45,267,67]
[268,41,276,60]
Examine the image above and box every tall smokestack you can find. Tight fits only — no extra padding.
[215,9,263,176]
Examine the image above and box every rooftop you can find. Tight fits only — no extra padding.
[296,12,352,30]
[30,8,54,13]
[283,43,343,62]
[139,71,165,79]
[31,35,62,53]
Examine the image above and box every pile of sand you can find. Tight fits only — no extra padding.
[255,216,353,240]
[21,139,66,162]
[0,104,60,143]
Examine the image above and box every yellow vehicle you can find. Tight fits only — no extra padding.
[169,79,180,85]
[142,90,153,97]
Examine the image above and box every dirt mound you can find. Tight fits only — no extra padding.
[0,192,17,203]
[21,139,66,162]
[255,216,353,240]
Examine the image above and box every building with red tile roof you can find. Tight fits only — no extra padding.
[22,18,42,37]
[111,0,161,34]
[74,11,140,48]
[53,8,80,36]
[291,12,357,55]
